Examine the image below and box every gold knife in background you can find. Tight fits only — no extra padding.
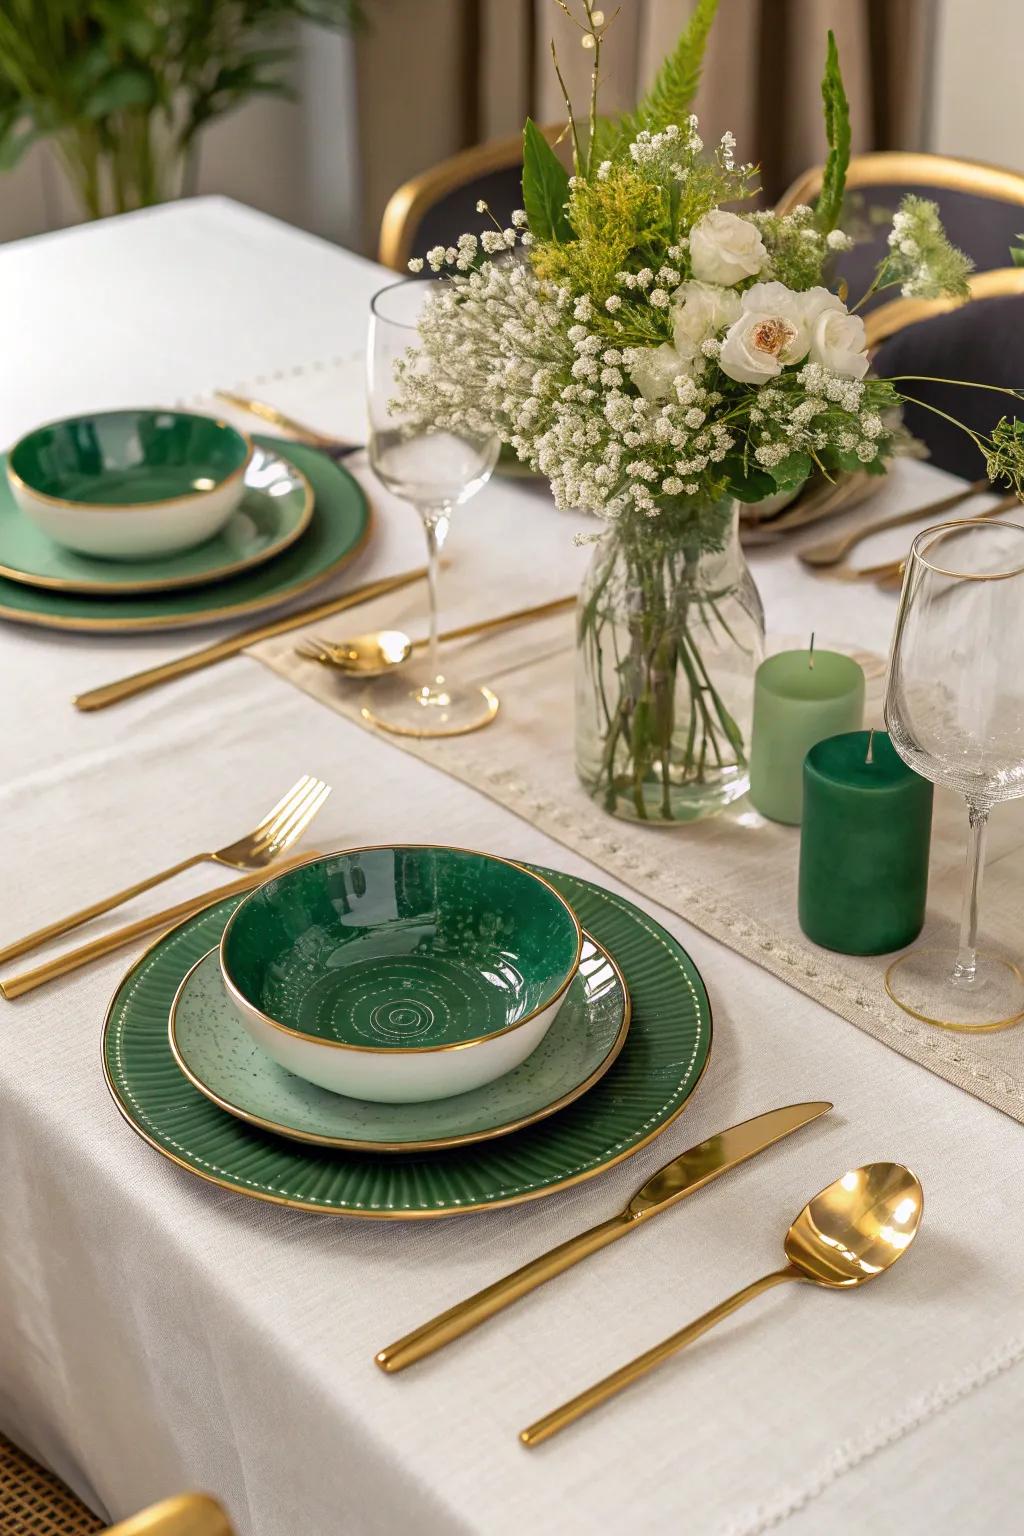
[214,391,361,456]
[375,1101,832,1373]
[72,566,426,713]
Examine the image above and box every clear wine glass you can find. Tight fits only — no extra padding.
[885,517,1024,1030]
[364,278,500,737]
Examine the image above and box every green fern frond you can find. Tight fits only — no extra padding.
[594,0,720,162]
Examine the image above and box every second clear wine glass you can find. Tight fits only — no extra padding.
[364,278,499,737]
[885,517,1024,1030]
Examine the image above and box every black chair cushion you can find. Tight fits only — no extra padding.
[410,165,525,266]
[873,293,1024,480]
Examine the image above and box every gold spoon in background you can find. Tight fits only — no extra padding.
[295,594,576,678]
[521,1162,924,1448]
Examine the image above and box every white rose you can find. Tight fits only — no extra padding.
[808,306,869,378]
[800,285,846,329]
[740,281,811,363]
[670,279,741,351]
[689,211,766,286]
[718,311,798,385]
[629,342,695,402]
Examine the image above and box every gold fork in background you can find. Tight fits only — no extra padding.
[798,477,990,569]
[0,775,330,966]
[826,493,1021,586]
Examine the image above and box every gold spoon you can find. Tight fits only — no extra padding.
[295,594,576,678]
[520,1162,923,1448]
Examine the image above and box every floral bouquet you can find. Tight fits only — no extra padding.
[394,0,1024,823]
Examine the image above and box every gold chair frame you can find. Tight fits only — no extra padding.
[778,151,1024,348]
[105,1492,234,1536]
[777,149,1024,218]
[378,125,563,271]
[865,267,1024,347]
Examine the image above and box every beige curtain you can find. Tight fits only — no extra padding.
[354,0,928,255]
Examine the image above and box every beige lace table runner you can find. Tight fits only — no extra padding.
[248,591,1024,1124]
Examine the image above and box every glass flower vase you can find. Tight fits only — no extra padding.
[575,498,765,823]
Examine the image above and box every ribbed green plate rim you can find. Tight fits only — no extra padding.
[0,436,370,633]
[102,865,712,1219]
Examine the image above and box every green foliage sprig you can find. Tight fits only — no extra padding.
[595,0,720,163]
[816,30,850,233]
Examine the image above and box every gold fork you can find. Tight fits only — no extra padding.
[0,775,330,965]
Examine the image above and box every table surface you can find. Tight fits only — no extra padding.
[2,197,1022,1536]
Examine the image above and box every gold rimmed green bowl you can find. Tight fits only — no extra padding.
[219,846,583,1103]
[7,409,253,560]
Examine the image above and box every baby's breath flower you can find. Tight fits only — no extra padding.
[511,209,528,227]
[407,257,424,273]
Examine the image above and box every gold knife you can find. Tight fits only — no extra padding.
[72,566,426,713]
[215,391,360,454]
[375,1101,832,1373]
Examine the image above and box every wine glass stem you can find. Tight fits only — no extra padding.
[953,801,990,985]
[418,506,450,684]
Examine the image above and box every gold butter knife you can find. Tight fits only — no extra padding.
[375,1101,832,1373]
[73,566,426,713]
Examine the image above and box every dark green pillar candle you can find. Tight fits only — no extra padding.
[798,730,933,956]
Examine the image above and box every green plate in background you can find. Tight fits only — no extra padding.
[0,443,313,596]
[0,436,369,632]
[103,865,712,1219]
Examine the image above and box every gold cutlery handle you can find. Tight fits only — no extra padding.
[520,1266,801,1447]
[0,853,207,965]
[0,852,315,1000]
[215,391,357,450]
[376,1212,633,1373]
[409,594,576,653]
[838,493,1021,584]
[808,477,989,565]
[73,568,426,712]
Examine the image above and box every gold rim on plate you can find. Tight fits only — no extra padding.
[168,934,631,1152]
[0,452,314,597]
[101,905,713,1220]
[0,508,372,633]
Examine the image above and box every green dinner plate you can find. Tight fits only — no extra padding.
[0,443,313,595]
[0,436,369,632]
[169,934,630,1151]
[103,865,712,1218]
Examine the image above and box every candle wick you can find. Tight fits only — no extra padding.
[808,631,815,671]
[865,727,875,765]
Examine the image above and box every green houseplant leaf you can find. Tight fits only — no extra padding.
[522,117,573,242]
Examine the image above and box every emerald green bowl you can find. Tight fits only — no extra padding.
[219,846,583,1103]
[7,409,252,560]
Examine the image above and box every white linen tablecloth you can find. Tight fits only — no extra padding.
[1,198,1023,1536]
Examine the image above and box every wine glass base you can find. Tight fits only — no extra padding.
[885,946,1024,1032]
[360,664,499,739]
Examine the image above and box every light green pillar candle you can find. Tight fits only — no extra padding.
[748,647,865,824]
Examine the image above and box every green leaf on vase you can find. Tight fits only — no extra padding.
[522,118,573,243]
